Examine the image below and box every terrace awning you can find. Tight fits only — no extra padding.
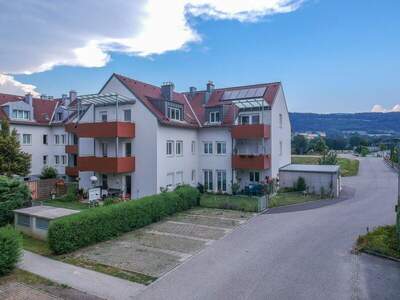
[71,93,136,108]
[231,98,269,109]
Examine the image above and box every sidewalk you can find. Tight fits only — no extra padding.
[18,251,145,300]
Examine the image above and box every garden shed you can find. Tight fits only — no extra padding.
[14,206,79,240]
[279,164,341,197]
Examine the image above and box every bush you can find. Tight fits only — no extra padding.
[0,176,30,226]
[58,183,77,202]
[40,166,58,179]
[0,226,22,276]
[48,186,199,254]
[295,177,307,192]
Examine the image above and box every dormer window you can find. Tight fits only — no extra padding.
[56,112,63,121]
[167,106,181,121]
[12,110,30,120]
[209,111,220,123]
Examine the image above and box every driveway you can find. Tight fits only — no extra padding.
[136,157,400,300]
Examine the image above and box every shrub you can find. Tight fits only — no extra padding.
[58,183,77,202]
[48,186,199,254]
[296,177,307,192]
[0,226,22,276]
[40,166,58,179]
[0,176,30,226]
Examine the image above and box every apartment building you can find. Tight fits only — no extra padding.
[0,92,74,178]
[64,74,291,198]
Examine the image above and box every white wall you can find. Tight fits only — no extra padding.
[270,86,291,178]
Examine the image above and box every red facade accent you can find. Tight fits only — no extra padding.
[232,155,271,170]
[65,166,79,177]
[65,122,135,138]
[65,145,78,154]
[77,157,135,173]
[231,124,270,139]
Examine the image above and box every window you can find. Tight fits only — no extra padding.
[176,171,183,185]
[24,111,30,120]
[124,109,131,121]
[22,134,31,145]
[61,134,66,145]
[18,110,23,119]
[279,113,283,128]
[62,155,67,165]
[249,171,260,183]
[239,114,260,125]
[191,169,196,183]
[209,111,220,123]
[240,115,250,125]
[102,174,108,189]
[101,143,108,157]
[12,110,17,118]
[166,140,174,156]
[100,111,108,122]
[203,142,213,154]
[279,141,283,156]
[167,106,181,121]
[56,112,63,121]
[54,155,60,165]
[36,218,49,230]
[191,141,196,154]
[216,142,226,154]
[43,155,47,165]
[17,214,30,227]
[217,170,227,192]
[176,141,183,156]
[13,110,30,120]
[43,134,47,145]
[166,172,174,187]
[204,170,213,191]
[251,115,260,124]
[54,135,59,145]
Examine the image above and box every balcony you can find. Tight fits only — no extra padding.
[65,122,135,138]
[232,154,271,170]
[65,166,79,177]
[232,124,270,139]
[77,157,135,173]
[65,145,78,154]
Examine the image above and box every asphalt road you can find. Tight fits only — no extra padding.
[136,157,400,300]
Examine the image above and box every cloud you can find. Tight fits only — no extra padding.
[371,104,400,113]
[0,0,304,74]
[0,74,40,96]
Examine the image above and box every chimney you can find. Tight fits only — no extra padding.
[24,93,32,105]
[206,81,215,93]
[161,82,174,101]
[61,94,69,106]
[189,86,197,94]
[69,90,77,103]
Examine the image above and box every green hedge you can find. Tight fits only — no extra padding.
[0,226,22,276]
[48,186,199,254]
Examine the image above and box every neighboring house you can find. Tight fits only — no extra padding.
[65,73,291,198]
[0,92,75,178]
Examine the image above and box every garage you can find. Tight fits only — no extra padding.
[279,164,341,197]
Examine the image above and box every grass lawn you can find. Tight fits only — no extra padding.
[41,199,89,210]
[0,268,56,286]
[291,155,359,177]
[356,225,400,259]
[269,191,325,208]
[22,233,53,256]
[200,194,258,212]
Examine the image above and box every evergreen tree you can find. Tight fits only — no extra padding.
[0,119,31,176]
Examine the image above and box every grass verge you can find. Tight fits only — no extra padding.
[0,268,56,286]
[41,199,89,210]
[20,232,156,285]
[356,225,400,259]
[200,194,258,212]
[269,191,325,208]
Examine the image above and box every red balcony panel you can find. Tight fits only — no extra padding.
[77,157,135,173]
[65,166,79,177]
[231,124,270,139]
[65,145,78,154]
[65,122,135,138]
[232,155,271,170]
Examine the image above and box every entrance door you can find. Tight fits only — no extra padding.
[125,175,132,196]
[102,174,108,189]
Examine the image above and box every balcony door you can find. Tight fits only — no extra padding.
[125,143,132,157]
[125,175,132,196]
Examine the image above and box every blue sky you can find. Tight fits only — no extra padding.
[2,0,400,113]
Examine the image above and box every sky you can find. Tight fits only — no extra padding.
[0,0,399,113]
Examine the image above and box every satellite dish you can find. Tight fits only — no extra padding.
[90,176,98,183]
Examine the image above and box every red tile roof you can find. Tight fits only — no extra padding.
[0,93,60,125]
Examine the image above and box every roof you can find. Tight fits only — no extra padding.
[0,93,60,125]
[112,73,281,128]
[280,164,340,173]
[13,206,80,220]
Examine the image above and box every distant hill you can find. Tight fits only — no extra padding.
[289,112,400,136]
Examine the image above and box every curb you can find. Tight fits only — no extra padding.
[360,249,400,263]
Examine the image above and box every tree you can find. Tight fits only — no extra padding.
[292,135,308,154]
[319,151,338,165]
[0,119,31,176]
[40,166,58,179]
[309,137,327,154]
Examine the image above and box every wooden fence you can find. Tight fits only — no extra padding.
[26,178,68,200]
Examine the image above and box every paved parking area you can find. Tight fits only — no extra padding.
[72,208,254,278]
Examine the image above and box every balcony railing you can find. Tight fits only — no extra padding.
[232,154,271,170]
[232,124,270,139]
[65,122,135,138]
[65,145,78,154]
[65,166,79,177]
[77,156,135,173]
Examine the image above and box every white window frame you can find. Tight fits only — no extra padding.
[61,134,66,145]
[176,171,183,185]
[54,155,60,165]
[209,111,220,123]
[249,171,260,183]
[203,169,213,191]
[62,155,67,165]
[124,109,131,121]
[43,155,47,165]
[191,169,196,183]
[166,172,175,188]
[191,141,196,154]
[54,135,59,145]
[100,111,108,122]
[43,134,48,145]
[22,134,32,145]
[216,141,227,155]
[176,140,183,156]
[217,170,227,192]
[279,113,283,128]
[203,142,213,154]
[167,107,181,121]
[166,140,174,156]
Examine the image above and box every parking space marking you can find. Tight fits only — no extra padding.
[179,213,248,224]
[145,230,214,243]
[136,245,192,261]
[166,221,233,233]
